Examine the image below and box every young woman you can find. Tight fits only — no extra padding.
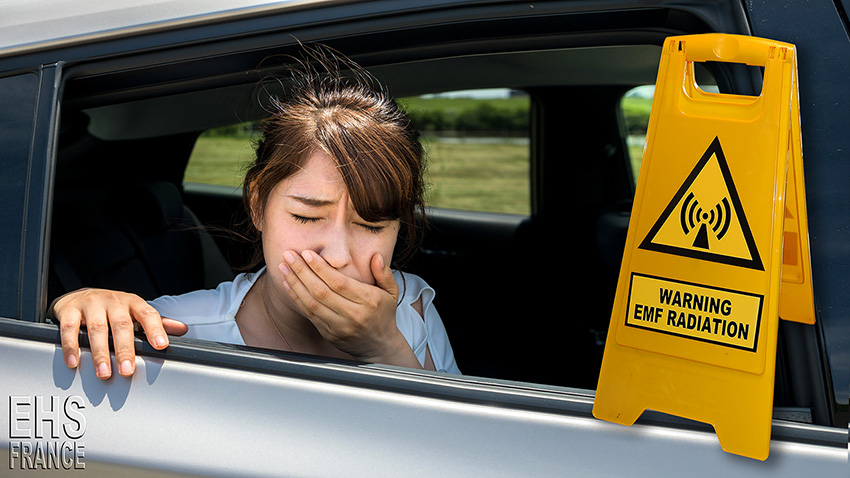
[51,49,459,378]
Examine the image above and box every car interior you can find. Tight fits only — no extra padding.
[50,7,816,408]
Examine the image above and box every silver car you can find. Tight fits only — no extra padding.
[1,0,847,475]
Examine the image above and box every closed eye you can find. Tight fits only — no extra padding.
[292,213,385,233]
[291,214,321,224]
[358,223,385,234]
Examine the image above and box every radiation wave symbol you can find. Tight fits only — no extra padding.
[680,193,732,250]
[640,136,763,270]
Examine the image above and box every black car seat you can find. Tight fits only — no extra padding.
[48,180,235,303]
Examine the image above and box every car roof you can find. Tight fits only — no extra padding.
[0,0,334,56]
[14,0,715,140]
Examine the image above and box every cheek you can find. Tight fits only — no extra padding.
[260,221,309,260]
[348,229,399,274]
[360,234,396,256]
[366,224,400,261]
[383,231,400,259]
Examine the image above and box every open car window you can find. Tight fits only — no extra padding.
[55,44,653,387]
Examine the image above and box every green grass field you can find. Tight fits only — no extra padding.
[185,136,257,189]
[186,135,531,214]
[420,136,529,214]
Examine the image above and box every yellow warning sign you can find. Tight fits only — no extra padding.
[592,33,816,461]
[778,88,816,324]
[639,137,762,270]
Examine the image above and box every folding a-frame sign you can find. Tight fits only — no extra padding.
[593,34,814,461]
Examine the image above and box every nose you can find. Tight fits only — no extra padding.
[317,224,352,270]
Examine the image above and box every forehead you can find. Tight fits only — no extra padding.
[276,150,347,202]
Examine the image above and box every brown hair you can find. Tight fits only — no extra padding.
[243,47,426,269]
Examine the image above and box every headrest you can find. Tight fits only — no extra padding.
[107,181,185,231]
[595,200,632,271]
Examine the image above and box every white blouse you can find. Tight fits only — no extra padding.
[149,268,460,374]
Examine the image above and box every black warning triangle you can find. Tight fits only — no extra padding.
[639,136,763,270]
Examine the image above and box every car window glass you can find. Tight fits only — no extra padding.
[621,83,719,184]
[399,89,530,215]
[185,123,258,188]
[620,85,654,184]
[0,72,39,318]
[185,89,532,216]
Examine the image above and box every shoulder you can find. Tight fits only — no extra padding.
[391,270,460,374]
[149,269,261,326]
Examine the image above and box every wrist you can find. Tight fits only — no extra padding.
[358,331,422,369]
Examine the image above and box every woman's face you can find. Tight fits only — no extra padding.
[254,149,400,287]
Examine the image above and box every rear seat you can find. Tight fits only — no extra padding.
[595,199,632,272]
[48,181,235,303]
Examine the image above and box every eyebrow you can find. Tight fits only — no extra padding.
[287,195,338,207]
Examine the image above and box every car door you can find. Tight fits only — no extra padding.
[1,1,847,476]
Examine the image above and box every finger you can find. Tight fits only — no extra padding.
[299,250,363,303]
[129,300,170,349]
[371,254,398,302]
[280,251,343,321]
[162,318,189,336]
[58,308,82,369]
[283,250,343,304]
[106,304,137,377]
[81,307,112,379]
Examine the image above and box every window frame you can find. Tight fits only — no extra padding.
[1,65,62,323]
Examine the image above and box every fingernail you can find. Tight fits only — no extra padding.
[283,251,296,264]
[302,250,313,263]
[120,360,133,375]
[279,262,290,276]
[96,362,110,378]
[66,354,77,368]
[378,254,385,269]
[154,335,168,348]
